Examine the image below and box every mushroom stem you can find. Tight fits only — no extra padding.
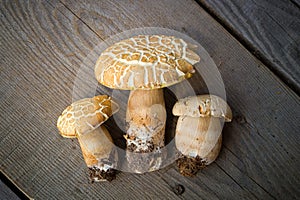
[77,126,117,182]
[125,89,166,172]
[175,116,222,177]
[172,94,232,176]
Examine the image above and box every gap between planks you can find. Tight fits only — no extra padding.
[0,171,32,199]
[195,0,300,96]
[57,0,106,42]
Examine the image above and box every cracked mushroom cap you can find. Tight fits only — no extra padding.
[172,95,232,122]
[57,95,119,138]
[95,35,200,90]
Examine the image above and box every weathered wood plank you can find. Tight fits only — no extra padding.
[197,0,300,94]
[0,1,95,198]
[291,0,300,8]
[0,1,182,199]
[56,0,300,198]
[0,0,299,199]
[0,179,20,200]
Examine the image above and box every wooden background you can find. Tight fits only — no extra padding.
[198,0,300,94]
[0,0,299,199]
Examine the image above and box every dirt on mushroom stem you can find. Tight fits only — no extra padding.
[88,167,117,183]
[124,89,167,173]
[174,116,223,176]
[177,155,207,177]
[172,95,232,176]
[77,126,118,181]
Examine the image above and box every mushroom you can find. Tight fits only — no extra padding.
[172,95,232,177]
[95,35,200,173]
[57,95,119,181]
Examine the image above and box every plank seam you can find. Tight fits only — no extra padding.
[0,145,20,167]
[57,0,106,42]
[221,150,277,200]
[215,163,259,199]
[0,171,31,199]
[290,0,300,10]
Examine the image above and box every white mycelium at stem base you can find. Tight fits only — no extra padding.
[125,89,166,153]
[78,126,117,182]
[124,89,166,173]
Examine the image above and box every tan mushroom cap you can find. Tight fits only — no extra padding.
[57,95,119,138]
[172,95,232,122]
[95,35,200,90]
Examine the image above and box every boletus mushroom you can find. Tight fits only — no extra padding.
[95,35,200,172]
[172,95,232,177]
[57,95,119,181]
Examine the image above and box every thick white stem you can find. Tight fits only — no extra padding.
[125,89,166,153]
[175,116,222,164]
[175,116,223,177]
[77,126,117,181]
[125,89,166,173]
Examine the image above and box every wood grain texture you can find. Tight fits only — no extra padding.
[0,0,299,199]
[198,0,300,94]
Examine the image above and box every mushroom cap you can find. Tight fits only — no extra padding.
[172,95,232,122]
[95,35,200,90]
[57,95,119,138]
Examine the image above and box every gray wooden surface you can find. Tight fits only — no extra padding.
[198,0,300,94]
[0,180,20,200]
[0,0,299,199]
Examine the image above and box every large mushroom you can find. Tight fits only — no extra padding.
[172,95,232,177]
[95,35,200,172]
[57,95,119,181]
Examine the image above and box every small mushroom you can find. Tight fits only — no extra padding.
[57,95,119,181]
[172,95,232,177]
[95,35,200,173]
